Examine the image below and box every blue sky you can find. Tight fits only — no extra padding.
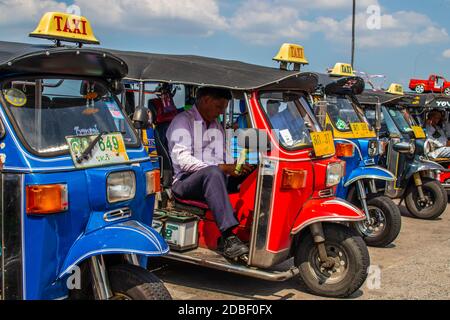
[1,0,449,89]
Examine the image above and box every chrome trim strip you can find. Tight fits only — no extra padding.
[103,207,132,223]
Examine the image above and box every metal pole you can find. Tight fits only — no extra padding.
[351,0,356,68]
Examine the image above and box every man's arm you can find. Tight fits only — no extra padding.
[167,115,210,173]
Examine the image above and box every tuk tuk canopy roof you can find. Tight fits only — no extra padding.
[108,49,319,92]
[314,73,365,96]
[0,41,127,79]
[357,90,414,107]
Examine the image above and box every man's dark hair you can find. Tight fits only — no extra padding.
[196,87,232,102]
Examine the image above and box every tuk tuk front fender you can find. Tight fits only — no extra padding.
[58,220,169,278]
[344,166,395,187]
[404,159,444,182]
[291,198,365,235]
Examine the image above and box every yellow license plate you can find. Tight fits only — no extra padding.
[350,123,374,138]
[411,126,426,139]
[311,131,335,157]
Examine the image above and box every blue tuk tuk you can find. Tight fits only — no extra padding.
[310,65,402,247]
[0,12,170,300]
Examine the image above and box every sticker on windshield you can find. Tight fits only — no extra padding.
[279,129,294,146]
[107,102,125,120]
[336,118,347,130]
[4,89,27,107]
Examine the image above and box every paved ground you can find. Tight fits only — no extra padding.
[151,201,450,300]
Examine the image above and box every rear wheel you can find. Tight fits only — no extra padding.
[353,196,402,247]
[405,177,447,220]
[294,224,370,298]
[445,88,450,96]
[415,84,425,94]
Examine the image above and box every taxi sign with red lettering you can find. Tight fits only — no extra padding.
[311,131,335,157]
[328,63,355,77]
[273,43,309,65]
[29,12,100,45]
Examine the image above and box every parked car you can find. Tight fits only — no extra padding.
[409,74,450,96]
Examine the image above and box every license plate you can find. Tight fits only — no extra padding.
[66,132,129,169]
[350,123,374,138]
[411,126,426,139]
[311,131,335,157]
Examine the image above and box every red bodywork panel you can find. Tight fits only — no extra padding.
[196,92,365,254]
[409,75,450,93]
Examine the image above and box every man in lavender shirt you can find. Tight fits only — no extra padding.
[166,87,253,259]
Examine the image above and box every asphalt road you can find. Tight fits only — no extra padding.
[152,201,450,300]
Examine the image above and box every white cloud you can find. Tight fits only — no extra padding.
[0,0,67,26]
[73,0,227,36]
[444,49,450,58]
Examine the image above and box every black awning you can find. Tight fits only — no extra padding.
[107,49,318,92]
[357,90,412,106]
[314,73,365,96]
[0,41,127,79]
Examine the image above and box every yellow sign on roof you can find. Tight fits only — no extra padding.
[386,83,404,95]
[328,63,354,77]
[273,43,309,65]
[29,12,100,45]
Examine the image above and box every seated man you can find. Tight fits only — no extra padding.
[426,110,450,159]
[166,87,253,259]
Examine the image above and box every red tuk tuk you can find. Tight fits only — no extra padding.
[112,49,370,298]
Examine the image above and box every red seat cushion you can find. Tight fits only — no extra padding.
[174,195,209,210]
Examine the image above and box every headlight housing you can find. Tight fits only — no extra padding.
[326,162,344,187]
[107,171,136,203]
[409,142,416,154]
[368,140,379,157]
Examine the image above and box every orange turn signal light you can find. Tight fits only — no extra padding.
[146,170,161,195]
[26,184,69,215]
[335,143,355,157]
[281,169,307,190]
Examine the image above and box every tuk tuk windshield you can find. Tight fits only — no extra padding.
[387,107,416,134]
[327,95,368,131]
[2,79,138,155]
[259,92,317,149]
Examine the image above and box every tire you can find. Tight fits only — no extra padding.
[405,177,447,220]
[353,196,402,247]
[294,223,370,298]
[445,88,450,96]
[415,84,425,94]
[70,263,172,300]
[108,264,172,300]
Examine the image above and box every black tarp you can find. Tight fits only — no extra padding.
[314,73,365,96]
[108,49,318,92]
[357,90,413,106]
[0,41,127,79]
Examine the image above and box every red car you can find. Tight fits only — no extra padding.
[409,74,450,95]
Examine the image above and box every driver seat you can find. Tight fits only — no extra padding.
[148,103,209,216]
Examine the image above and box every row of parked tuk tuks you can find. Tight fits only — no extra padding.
[0,12,448,300]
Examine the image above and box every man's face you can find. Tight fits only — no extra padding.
[197,96,229,122]
[431,113,442,125]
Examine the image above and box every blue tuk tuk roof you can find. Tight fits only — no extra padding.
[0,41,127,79]
[107,49,319,92]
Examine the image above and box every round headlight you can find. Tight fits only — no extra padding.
[409,142,416,154]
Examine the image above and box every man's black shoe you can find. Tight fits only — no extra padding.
[219,235,249,259]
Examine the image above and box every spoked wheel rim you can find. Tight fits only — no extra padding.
[416,85,425,93]
[445,88,450,96]
[415,188,436,210]
[356,206,387,238]
[307,242,350,285]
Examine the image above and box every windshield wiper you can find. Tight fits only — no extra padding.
[76,131,108,164]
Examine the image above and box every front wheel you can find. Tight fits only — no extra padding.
[353,196,402,247]
[108,264,172,300]
[415,84,425,94]
[294,224,370,298]
[405,177,447,220]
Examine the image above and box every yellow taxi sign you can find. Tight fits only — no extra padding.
[273,43,309,65]
[29,12,100,45]
[311,131,335,157]
[328,63,354,77]
[386,83,404,95]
